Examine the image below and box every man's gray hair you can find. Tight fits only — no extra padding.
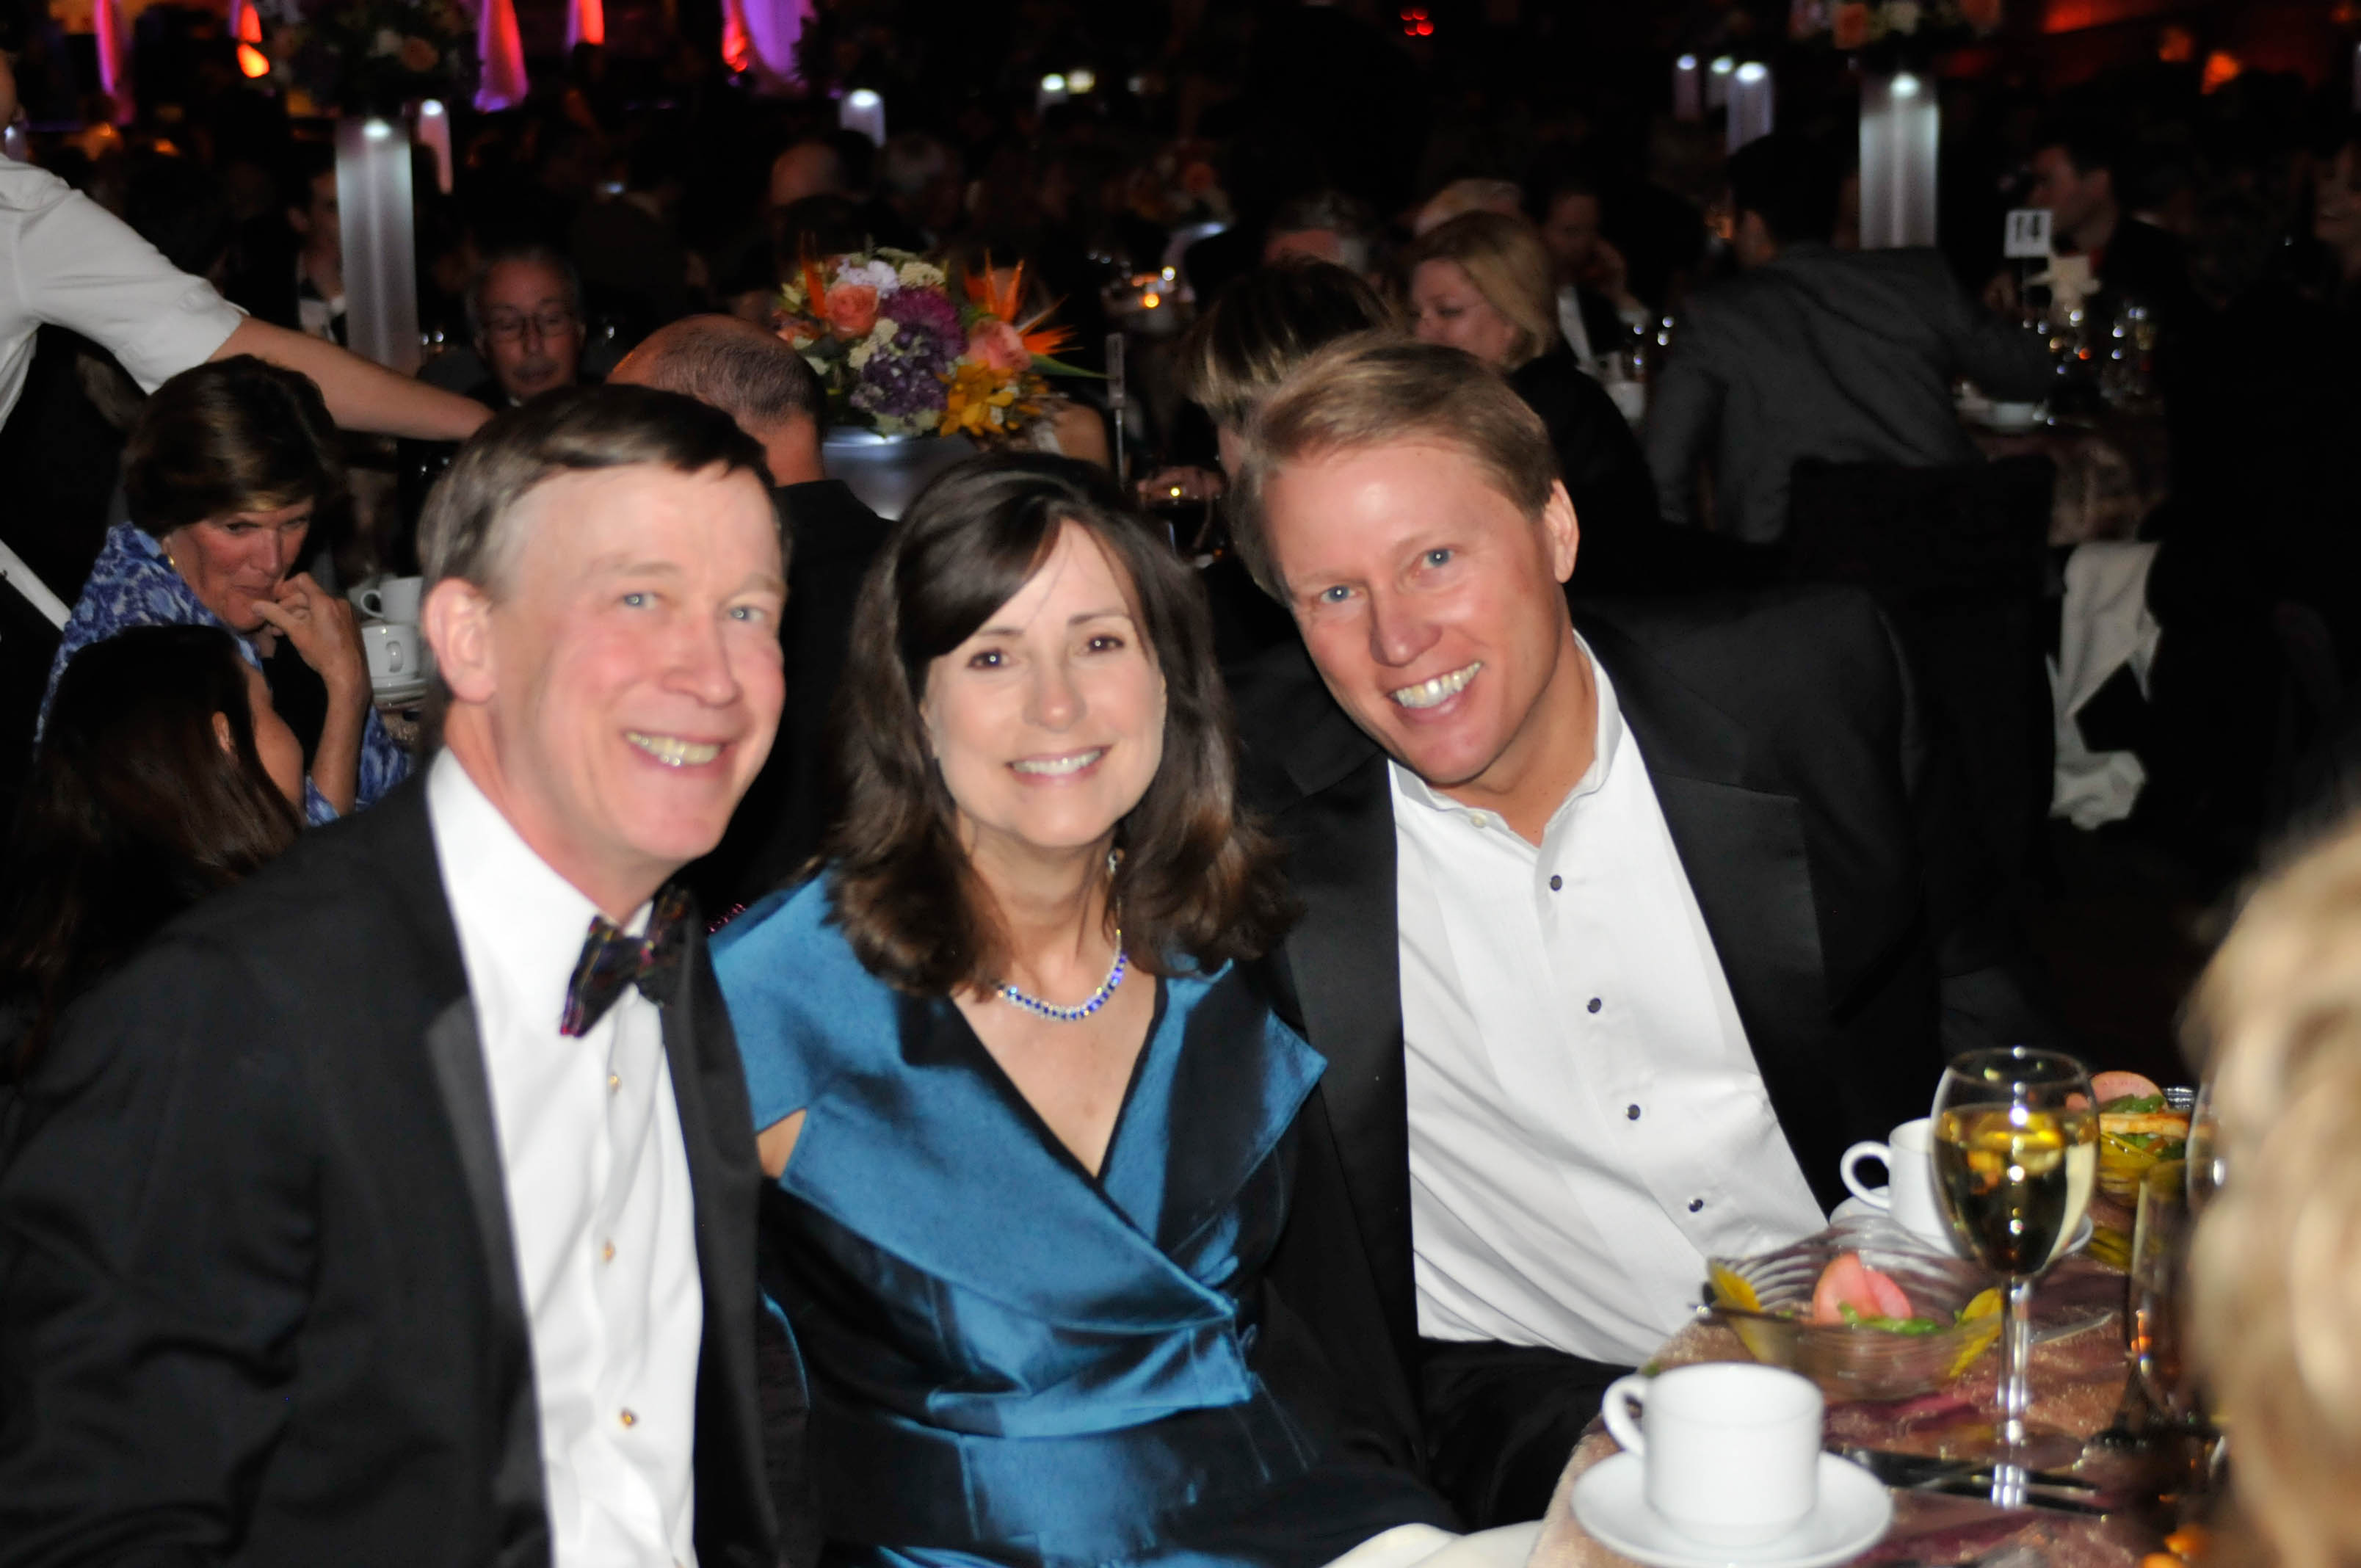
[463,244,585,341]
[609,315,829,437]
[419,384,784,598]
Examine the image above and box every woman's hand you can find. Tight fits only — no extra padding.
[250,574,369,816]
[250,574,369,702]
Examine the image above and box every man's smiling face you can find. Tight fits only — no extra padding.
[1260,438,1581,795]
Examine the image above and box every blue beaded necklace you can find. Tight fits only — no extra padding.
[1000,931,1128,1023]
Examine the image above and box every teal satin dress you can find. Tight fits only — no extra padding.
[714,879,1451,1568]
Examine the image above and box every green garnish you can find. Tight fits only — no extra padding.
[2102,1093,2167,1114]
[1836,1303,1947,1335]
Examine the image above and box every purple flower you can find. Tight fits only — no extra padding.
[850,288,965,425]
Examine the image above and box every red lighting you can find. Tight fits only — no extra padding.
[237,43,270,76]
[2199,49,2241,93]
[1400,7,1433,37]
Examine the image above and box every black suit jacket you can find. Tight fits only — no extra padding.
[1237,587,2059,1467]
[0,780,791,1568]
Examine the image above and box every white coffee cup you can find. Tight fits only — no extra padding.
[1600,1362,1824,1547]
[1840,1117,1956,1252]
[353,575,424,623]
[361,622,432,688]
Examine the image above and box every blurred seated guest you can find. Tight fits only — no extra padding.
[1223,338,2058,1524]
[0,624,301,1078]
[872,131,965,251]
[568,128,693,335]
[1646,134,2052,543]
[2025,117,2189,324]
[285,142,346,345]
[713,454,1468,1568]
[1167,259,1396,664]
[611,313,878,907]
[1412,178,1523,237]
[45,357,407,823]
[1403,213,1664,576]
[0,47,486,440]
[465,244,590,408]
[770,138,847,221]
[1526,166,1651,374]
[2188,819,2361,1568]
[1263,189,1379,277]
[772,194,870,275]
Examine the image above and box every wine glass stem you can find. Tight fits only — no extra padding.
[1999,1274,2038,1448]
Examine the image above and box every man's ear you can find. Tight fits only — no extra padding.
[424,577,497,704]
[211,711,236,757]
[1540,480,1581,587]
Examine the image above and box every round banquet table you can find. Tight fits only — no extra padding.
[1526,1250,2164,1568]
[1968,409,2171,548]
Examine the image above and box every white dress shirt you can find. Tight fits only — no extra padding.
[0,158,244,425]
[1393,641,1827,1367]
[428,752,703,1568]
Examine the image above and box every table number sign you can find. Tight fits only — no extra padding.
[2005,208,2055,260]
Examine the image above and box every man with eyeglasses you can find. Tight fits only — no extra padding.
[467,244,590,408]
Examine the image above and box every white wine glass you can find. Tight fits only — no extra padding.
[1932,1046,2099,1476]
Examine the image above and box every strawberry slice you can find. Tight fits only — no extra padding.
[1810,1250,1916,1324]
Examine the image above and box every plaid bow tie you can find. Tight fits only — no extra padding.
[560,887,693,1037]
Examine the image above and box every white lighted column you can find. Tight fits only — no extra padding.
[413,100,454,194]
[1727,62,1774,152]
[1859,70,1939,249]
[839,87,885,145]
[335,117,421,374]
[1672,54,1701,121]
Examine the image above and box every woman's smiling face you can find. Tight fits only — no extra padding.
[921,521,1167,865]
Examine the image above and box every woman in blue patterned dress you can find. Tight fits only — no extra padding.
[714,454,1458,1568]
[44,356,408,823]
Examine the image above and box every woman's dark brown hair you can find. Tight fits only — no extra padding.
[0,624,302,1076]
[122,355,347,539]
[824,451,1294,995]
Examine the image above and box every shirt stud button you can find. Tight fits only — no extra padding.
[602,1239,615,1263]
[1588,997,1603,1014]
[1689,1198,1705,1213]
[1626,1104,1641,1121]
[619,1408,637,1429]
[1549,874,1563,892]
[608,1073,621,1094]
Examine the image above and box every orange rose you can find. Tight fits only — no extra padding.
[824,285,880,338]
[1830,1,1872,49]
[967,320,1031,376]
[398,36,440,72]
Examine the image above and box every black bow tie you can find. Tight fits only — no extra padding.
[560,887,693,1038]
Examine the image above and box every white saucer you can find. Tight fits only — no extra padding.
[1570,1451,1893,1568]
[1828,1198,2092,1259]
[371,679,432,708]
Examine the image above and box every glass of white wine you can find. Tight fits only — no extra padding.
[1932,1046,2099,1475]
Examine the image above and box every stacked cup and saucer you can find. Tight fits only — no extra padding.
[345,574,435,709]
[1835,1117,2092,1258]
[1570,1364,1893,1568]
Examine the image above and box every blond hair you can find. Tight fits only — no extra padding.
[1226,335,1558,600]
[2189,818,2361,1568]
[1401,211,1559,371]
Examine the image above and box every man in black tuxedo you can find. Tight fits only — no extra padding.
[0,386,799,1567]
[612,314,892,910]
[1225,340,2059,1525]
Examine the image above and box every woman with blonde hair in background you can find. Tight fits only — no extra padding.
[2188,818,2361,1568]
[1401,212,1760,595]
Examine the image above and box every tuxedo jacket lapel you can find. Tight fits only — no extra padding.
[1580,617,1837,1179]
[421,998,552,1567]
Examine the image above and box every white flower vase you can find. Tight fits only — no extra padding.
[822,429,979,520]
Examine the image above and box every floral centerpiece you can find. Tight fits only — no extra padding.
[773,250,1087,441]
[254,0,475,116]
[1789,0,2003,61]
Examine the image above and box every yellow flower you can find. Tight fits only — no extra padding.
[942,361,1023,439]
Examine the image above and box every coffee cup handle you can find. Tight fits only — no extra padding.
[1840,1141,1894,1209]
[1600,1373,1649,1456]
[360,588,385,619]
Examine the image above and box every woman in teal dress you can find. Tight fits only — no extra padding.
[714,454,1456,1568]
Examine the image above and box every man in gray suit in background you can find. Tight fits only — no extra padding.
[1644,134,2053,543]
